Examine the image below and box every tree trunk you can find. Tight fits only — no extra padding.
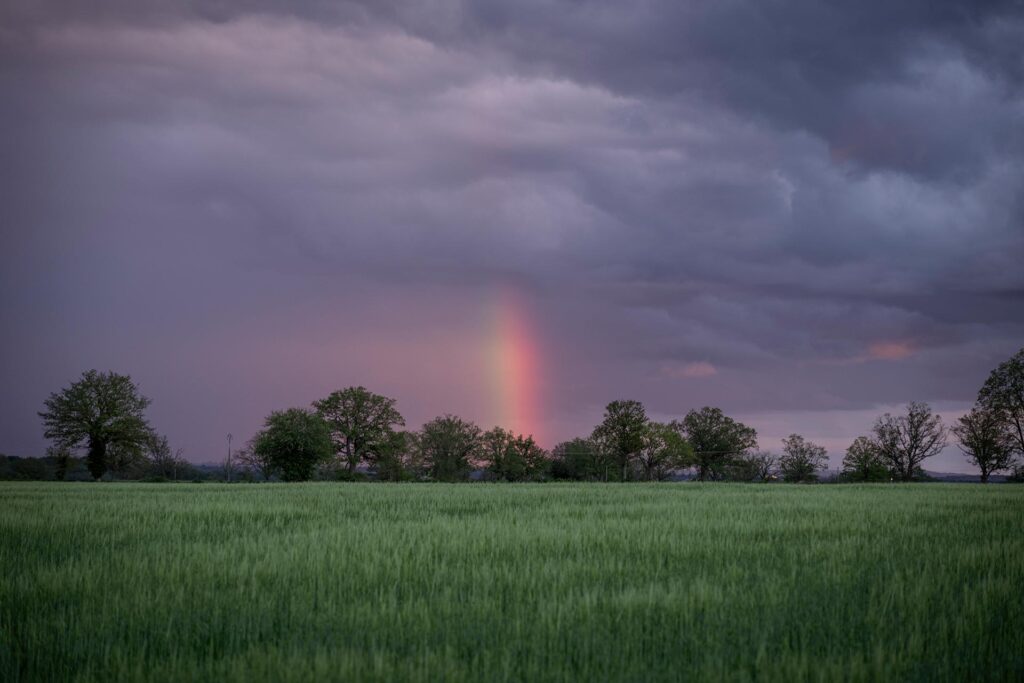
[87,437,107,480]
[55,454,69,481]
[980,470,990,484]
[345,442,357,474]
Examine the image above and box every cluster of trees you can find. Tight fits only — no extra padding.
[0,451,92,481]
[838,349,1024,484]
[0,450,211,482]
[32,349,1024,484]
[238,391,548,483]
[236,397,805,483]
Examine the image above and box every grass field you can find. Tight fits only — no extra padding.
[1,483,1022,682]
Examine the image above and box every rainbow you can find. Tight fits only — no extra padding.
[488,286,544,446]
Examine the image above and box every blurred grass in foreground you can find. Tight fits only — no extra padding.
[1,482,1022,681]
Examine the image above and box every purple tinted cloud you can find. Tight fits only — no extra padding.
[1,1,1022,472]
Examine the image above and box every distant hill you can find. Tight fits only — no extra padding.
[923,471,1009,483]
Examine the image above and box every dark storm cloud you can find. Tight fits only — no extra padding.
[1,0,1022,471]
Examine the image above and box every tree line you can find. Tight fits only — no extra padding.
[21,348,1024,484]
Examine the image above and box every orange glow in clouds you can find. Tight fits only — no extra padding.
[868,341,914,360]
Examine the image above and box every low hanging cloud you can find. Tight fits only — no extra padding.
[663,362,718,380]
[1,1,1022,471]
[867,342,916,361]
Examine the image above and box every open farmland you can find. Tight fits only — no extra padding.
[1,483,1022,682]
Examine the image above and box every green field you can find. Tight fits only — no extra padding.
[1,483,1022,682]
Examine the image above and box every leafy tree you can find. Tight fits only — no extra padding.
[871,402,947,482]
[3,456,52,481]
[39,370,154,480]
[549,438,607,481]
[978,348,1024,456]
[373,431,416,481]
[236,444,276,481]
[840,436,890,482]
[637,422,692,481]
[778,434,828,483]
[145,433,189,480]
[251,408,333,482]
[725,451,777,482]
[313,458,369,482]
[48,445,73,481]
[414,415,481,482]
[313,387,405,474]
[675,407,758,481]
[750,452,777,481]
[106,440,153,479]
[954,406,1017,483]
[479,427,548,481]
[591,400,648,481]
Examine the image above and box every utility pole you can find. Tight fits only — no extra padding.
[226,433,233,483]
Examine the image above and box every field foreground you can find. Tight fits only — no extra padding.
[1,483,1022,682]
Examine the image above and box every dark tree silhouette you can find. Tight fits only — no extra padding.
[978,348,1024,457]
[549,438,606,481]
[841,436,889,482]
[373,431,416,482]
[726,451,777,482]
[235,445,276,481]
[637,422,691,481]
[675,407,757,481]
[252,408,333,482]
[778,434,827,483]
[39,370,153,480]
[591,400,648,481]
[480,427,547,481]
[413,415,481,482]
[954,406,1016,483]
[145,434,187,480]
[314,386,405,474]
[871,402,947,482]
[47,445,73,482]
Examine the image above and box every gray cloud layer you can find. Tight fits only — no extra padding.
[2,1,1022,470]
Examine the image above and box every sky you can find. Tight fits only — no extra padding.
[1,1,1022,473]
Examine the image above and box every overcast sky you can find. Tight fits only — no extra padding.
[2,1,1022,472]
